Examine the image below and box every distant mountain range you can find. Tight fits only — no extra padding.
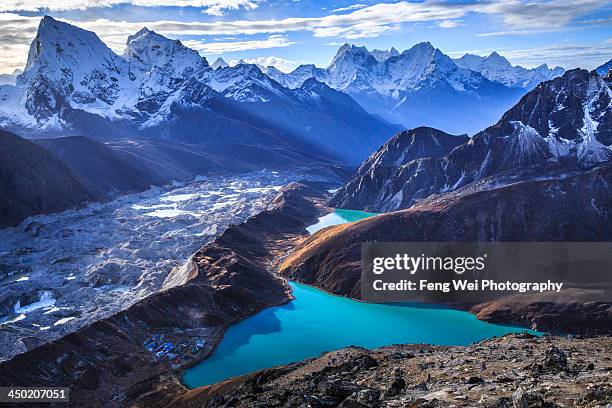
[331,68,612,212]
[0,15,577,160]
[0,16,396,164]
[453,51,564,89]
[266,43,565,134]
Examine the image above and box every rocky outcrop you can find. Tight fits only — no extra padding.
[281,164,612,334]
[0,181,329,407]
[331,69,612,212]
[168,333,612,407]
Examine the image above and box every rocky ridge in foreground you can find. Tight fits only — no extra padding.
[170,333,612,407]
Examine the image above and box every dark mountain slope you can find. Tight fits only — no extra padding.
[0,130,93,227]
[331,68,612,211]
[1,130,336,227]
[34,136,165,198]
[329,127,467,211]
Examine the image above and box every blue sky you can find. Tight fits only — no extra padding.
[0,0,611,74]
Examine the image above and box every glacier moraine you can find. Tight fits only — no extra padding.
[0,170,298,361]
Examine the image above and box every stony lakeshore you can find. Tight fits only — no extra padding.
[170,333,612,408]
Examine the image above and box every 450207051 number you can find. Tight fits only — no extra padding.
[0,387,69,403]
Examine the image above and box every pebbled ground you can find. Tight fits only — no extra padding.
[170,333,612,408]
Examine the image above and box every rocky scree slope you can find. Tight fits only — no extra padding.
[331,68,612,212]
[169,333,612,408]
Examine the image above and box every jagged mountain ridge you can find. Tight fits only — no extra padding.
[329,127,468,211]
[453,51,564,89]
[0,16,396,164]
[268,42,530,135]
[330,68,612,212]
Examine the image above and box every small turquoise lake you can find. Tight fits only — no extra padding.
[183,281,537,388]
[306,209,378,234]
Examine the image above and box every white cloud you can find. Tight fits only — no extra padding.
[0,13,41,73]
[0,0,262,16]
[437,20,461,28]
[331,4,367,13]
[182,35,294,54]
[478,0,607,30]
[230,56,301,72]
[0,1,610,73]
[497,42,612,70]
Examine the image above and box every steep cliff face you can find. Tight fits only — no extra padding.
[281,164,612,334]
[0,130,94,227]
[331,69,612,212]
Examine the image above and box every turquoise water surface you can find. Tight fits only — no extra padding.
[183,282,537,388]
[306,209,377,234]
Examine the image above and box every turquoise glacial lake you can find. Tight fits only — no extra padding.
[183,282,537,388]
[306,209,378,234]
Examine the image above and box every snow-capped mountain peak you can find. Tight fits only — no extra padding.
[329,43,352,66]
[10,15,130,127]
[211,57,229,70]
[123,27,207,78]
[370,47,400,61]
[21,15,125,84]
[453,51,564,89]
[485,51,512,67]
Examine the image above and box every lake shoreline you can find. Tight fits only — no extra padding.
[170,333,612,408]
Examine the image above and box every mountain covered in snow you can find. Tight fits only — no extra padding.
[596,58,612,76]
[0,16,397,164]
[453,52,564,89]
[210,57,229,70]
[330,68,612,211]
[268,42,527,135]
